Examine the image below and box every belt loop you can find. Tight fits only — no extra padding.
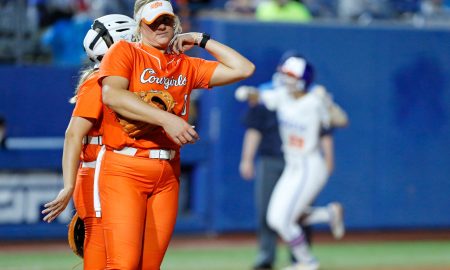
[149,150,159,159]
[81,161,97,168]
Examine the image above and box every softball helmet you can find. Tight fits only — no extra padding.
[83,14,137,63]
[280,56,315,90]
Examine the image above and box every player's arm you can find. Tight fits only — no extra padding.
[239,128,262,180]
[42,116,93,222]
[204,38,255,86]
[320,133,334,175]
[313,85,349,128]
[170,33,255,86]
[101,76,198,145]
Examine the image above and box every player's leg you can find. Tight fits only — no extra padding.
[83,217,106,270]
[266,161,315,264]
[100,151,153,270]
[298,150,344,239]
[302,203,345,239]
[267,154,328,266]
[253,156,284,269]
[286,152,328,269]
[73,166,92,220]
[73,167,107,270]
[140,160,180,270]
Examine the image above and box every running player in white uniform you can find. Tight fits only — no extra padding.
[251,56,345,270]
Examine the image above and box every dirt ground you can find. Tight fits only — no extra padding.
[1,229,449,252]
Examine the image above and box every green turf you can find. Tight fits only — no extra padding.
[162,241,450,270]
[0,241,449,270]
[0,251,82,270]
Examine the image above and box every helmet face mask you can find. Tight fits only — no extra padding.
[83,14,137,63]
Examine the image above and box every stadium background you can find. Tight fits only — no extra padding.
[0,2,449,269]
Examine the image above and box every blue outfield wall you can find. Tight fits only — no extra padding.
[0,20,450,239]
[193,19,450,231]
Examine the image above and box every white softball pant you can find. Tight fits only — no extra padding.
[266,150,328,242]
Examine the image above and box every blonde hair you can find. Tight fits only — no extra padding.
[133,0,182,42]
[70,66,98,104]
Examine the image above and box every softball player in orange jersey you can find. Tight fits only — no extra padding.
[96,0,255,269]
[42,14,137,269]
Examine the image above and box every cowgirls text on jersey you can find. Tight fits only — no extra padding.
[140,68,187,90]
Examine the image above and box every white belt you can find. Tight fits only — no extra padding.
[82,136,102,145]
[81,161,96,168]
[113,147,176,160]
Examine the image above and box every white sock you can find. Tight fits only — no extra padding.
[291,242,315,263]
[289,234,315,263]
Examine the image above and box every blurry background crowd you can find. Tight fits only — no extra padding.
[1,0,450,66]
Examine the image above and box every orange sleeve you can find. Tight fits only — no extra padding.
[72,72,102,120]
[188,57,219,89]
[98,40,134,80]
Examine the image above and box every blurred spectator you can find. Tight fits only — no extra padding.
[256,0,312,22]
[0,116,7,150]
[225,0,258,14]
[337,0,395,21]
[391,0,420,19]
[173,0,193,31]
[84,0,134,20]
[303,0,337,18]
[31,0,77,29]
[420,0,450,18]
[40,15,92,66]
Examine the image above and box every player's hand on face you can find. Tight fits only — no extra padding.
[42,188,73,223]
[162,113,199,146]
[169,33,197,55]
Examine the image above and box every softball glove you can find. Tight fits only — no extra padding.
[67,212,84,258]
[117,90,176,138]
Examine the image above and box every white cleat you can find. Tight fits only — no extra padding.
[328,202,345,240]
[283,260,320,270]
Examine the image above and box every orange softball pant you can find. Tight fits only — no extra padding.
[99,150,180,270]
[73,165,107,270]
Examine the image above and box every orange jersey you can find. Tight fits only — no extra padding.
[72,71,103,162]
[98,40,218,151]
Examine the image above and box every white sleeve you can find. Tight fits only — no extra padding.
[260,89,281,111]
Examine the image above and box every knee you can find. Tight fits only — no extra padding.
[106,254,141,270]
[107,260,140,270]
[266,210,283,233]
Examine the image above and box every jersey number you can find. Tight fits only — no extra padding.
[289,135,304,148]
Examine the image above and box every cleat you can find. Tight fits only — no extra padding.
[283,260,320,270]
[328,202,345,239]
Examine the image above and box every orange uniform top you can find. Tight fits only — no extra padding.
[72,71,103,162]
[98,40,219,151]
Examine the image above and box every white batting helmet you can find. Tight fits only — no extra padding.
[83,14,137,63]
[280,56,315,90]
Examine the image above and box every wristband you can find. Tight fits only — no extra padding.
[199,33,210,48]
